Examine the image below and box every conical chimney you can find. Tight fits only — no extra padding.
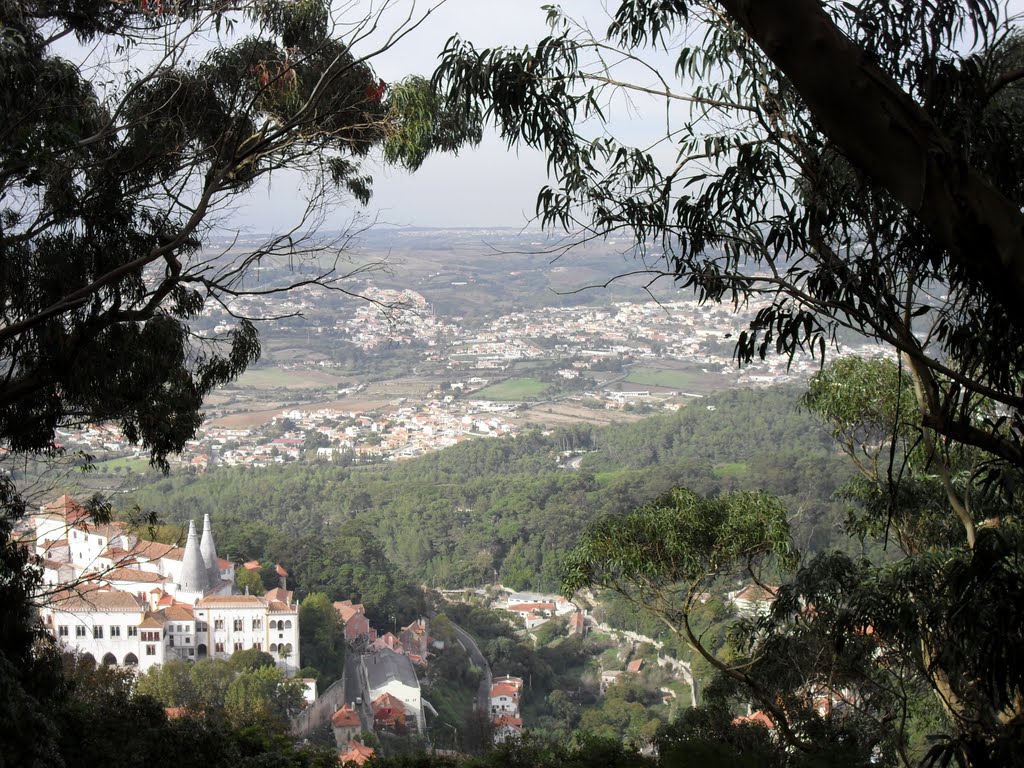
[179,519,208,594]
[200,513,220,586]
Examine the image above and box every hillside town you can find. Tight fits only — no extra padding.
[38,289,891,471]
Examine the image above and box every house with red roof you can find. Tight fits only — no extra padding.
[333,600,376,644]
[338,740,375,766]
[372,692,408,732]
[727,583,778,618]
[331,704,362,747]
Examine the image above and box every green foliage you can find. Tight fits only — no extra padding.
[126,387,850,596]
[137,655,303,733]
[235,566,266,596]
[228,648,277,673]
[563,489,796,606]
[298,593,345,686]
[384,76,483,171]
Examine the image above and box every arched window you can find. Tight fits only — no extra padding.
[101,653,117,666]
[269,643,278,653]
[281,643,292,658]
[269,620,278,630]
[123,653,139,667]
[284,620,292,629]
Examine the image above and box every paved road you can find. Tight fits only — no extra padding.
[343,652,371,731]
[435,613,492,714]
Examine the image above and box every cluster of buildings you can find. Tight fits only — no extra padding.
[330,600,435,746]
[27,495,300,674]
[489,675,525,741]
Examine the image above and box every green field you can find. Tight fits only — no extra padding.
[624,366,722,393]
[472,377,551,400]
[713,462,749,478]
[233,367,342,390]
[91,456,153,473]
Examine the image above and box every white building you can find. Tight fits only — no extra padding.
[34,495,300,674]
[363,648,423,732]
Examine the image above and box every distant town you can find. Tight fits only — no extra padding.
[48,281,891,471]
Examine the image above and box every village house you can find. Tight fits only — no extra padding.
[489,675,524,741]
[363,648,424,733]
[727,583,778,618]
[331,703,362,747]
[333,600,377,644]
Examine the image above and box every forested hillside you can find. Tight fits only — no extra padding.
[125,386,852,609]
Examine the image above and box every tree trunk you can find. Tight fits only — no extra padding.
[718,0,1024,313]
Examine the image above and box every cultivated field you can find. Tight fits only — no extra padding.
[472,378,552,400]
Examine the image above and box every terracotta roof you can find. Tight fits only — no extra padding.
[47,589,144,612]
[490,683,519,699]
[267,600,296,613]
[104,567,168,584]
[140,612,166,628]
[164,605,195,621]
[372,692,405,713]
[131,539,183,562]
[274,563,288,577]
[627,659,644,673]
[339,741,374,766]
[44,495,91,523]
[732,584,778,603]
[493,714,523,728]
[264,587,293,604]
[509,602,555,613]
[197,594,266,607]
[243,560,261,570]
[733,710,775,730]
[331,704,361,728]
[334,600,365,622]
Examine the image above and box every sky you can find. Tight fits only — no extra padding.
[239,1,619,231]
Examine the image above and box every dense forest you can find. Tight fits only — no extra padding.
[124,386,853,619]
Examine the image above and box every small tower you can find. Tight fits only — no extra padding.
[179,520,209,595]
[200,513,220,586]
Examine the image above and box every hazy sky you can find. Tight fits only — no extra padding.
[212,0,1024,233]
[241,1,612,232]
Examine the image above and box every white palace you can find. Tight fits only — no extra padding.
[30,496,300,674]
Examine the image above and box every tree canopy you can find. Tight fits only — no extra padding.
[1,0,469,469]
[435,0,1024,472]
[430,2,1024,765]
[0,0,467,763]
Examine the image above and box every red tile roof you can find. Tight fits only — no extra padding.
[372,692,405,713]
[197,594,265,607]
[493,714,523,728]
[47,589,144,612]
[490,683,519,699]
[44,495,91,523]
[103,567,168,584]
[331,704,361,728]
[339,741,374,766]
[733,710,775,730]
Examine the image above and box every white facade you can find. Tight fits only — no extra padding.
[33,496,297,674]
[41,590,161,671]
